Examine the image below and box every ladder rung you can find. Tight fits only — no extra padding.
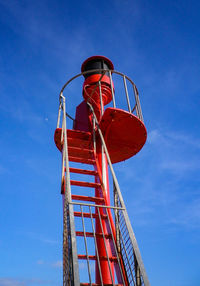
[78,255,118,262]
[69,156,95,165]
[54,128,92,151]
[69,167,98,176]
[71,195,105,203]
[80,284,123,286]
[71,180,101,188]
[74,212,107,219]
[76,231,112,239]
[68,146,94,160]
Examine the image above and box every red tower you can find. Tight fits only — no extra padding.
[54,56,150,286]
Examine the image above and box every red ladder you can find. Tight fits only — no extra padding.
[56,128,128,285]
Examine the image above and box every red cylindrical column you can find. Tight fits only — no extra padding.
[82,55,114,123]
[81,56,115,284]
[95,152,114,284]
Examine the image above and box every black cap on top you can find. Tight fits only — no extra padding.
[81,56,114,79]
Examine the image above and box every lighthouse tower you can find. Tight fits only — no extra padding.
[54,56,150,286]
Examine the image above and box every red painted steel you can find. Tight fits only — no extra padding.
[71,195,105,203]
[83,75,113,105]
[95,153,115,284]
[80,284,123,286]
[54,128,92,151]
[99,107,147,163]
[69,167,98,176]
[55,56,147,284]
[76,231,112,239]
[68,156,95,165]
[70,180,101,188]
[74,212,107,219]
[78,255,118,262]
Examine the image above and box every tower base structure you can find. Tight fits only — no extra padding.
[54,56,150,286]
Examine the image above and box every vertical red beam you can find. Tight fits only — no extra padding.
[74,101,115,283]
[95,153,114,284]
[78,56,115,284]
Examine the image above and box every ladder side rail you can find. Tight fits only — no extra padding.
[113,182,130,285]
[87,102,150,286]
[89,205,104,286]
[60,93,70,285]
[96,207,115,285]
[118,220,136,285]
[113,182,120,254]
[80,205,92,284]
[105,208,126,285]
[61,94,80,286]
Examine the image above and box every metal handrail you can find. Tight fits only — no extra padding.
[87,102,150,286]
[60,94,80,286]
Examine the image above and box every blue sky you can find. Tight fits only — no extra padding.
[0,0,200,285]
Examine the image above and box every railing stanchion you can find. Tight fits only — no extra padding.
[109,70,116,108]
[123,75,131,112]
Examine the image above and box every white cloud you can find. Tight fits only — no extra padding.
[170,198,200,229]
[0,278,25,286]
[79,261,95,272]
[36,259,62,269]
[160,159,200,173]
[51,260,62,268]
[147,128,200,175]
[25,231,59,244]
[0,164,8,174]
[37,260,44,265]
[118,127,200,230]
[0,278,53,286]
[0,97,44,126]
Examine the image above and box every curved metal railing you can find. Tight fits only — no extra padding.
[57,69,144,129]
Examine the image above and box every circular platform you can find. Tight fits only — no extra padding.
[98,108,147,163]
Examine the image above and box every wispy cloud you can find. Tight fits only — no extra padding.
[0,278,25,286]
[36,260,44,265]
[0,98,44,125]
[79,261,95,272]
[51,260,62,268]
[148,128,200,175]
[0,164,9,175]
[160,159,200,173]
[36,259,62,268]
[0,278,53,286]
[117,128,200,230]
[25,231,59,245]
[0,0,93,68]
[170,198,200,229]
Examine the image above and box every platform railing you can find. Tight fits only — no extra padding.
[59,68,144,124]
